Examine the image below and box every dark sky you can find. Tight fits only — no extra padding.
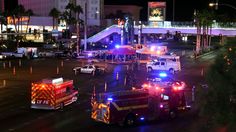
[4,0,236,21]
[105,0,236,21]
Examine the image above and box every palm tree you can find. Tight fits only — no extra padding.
[73,5,83,52]
[65,3,74,19]
[194,10,214,54]
[25,9,34,33]
[0,11,7,42]
[12,4,26,33]
[0,11,7,33]
[49,8,60,30]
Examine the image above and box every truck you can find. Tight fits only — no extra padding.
[31,77,78,110]
[91,83,190,126]
[146,56,181,73]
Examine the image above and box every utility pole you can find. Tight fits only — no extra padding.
[84,1,87,51]
[76,19,80,54]
[215,0,219,10]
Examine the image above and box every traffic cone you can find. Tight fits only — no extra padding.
[124,76,127,86]
[3,80,6,87]
[57,66,59,74]
[201,68,204,76]
[104,82,107,92]
[93,85,96,97]
[13,67,16,75]
[3,62,5,69]
[61,60,64,67]
[9,61,11,68]
[116,72,119,80]
[19,60,22,67]
[30,66,33,74]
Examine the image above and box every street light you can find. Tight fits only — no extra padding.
[209,2,236,10]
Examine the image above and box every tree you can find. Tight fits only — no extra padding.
[194,10,214,54]
[49,8,60,30]
[62,3,83,52]
[198,47,236,130]
[0,11,7,38]
[12,4,26,34]
[25,9,34,33]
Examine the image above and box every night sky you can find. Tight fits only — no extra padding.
[105,0,236,21]
[4,0,236,21]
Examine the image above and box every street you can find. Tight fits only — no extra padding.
[0,49,217,132]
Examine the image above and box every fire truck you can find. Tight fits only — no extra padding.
[31,77,78,110]
[91,83,190,126]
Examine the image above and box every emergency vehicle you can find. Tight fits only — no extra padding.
[91,83,190,126]
[31,78,78,110]
[146,55,181,73]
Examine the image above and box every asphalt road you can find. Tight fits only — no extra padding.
[0,50,217,132]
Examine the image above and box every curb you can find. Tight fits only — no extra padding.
[188,50,216,59]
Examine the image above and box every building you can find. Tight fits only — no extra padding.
[76,0,104,26]
[104,5,142,22]
[18,0,104,26]
[18,0,72,16]
[0,0,4,12]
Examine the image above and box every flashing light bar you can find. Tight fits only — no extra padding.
[140,117,145,120]
[107,98,113,101]
[52,78,63,84]
[159,72,167,77]
[115,45,120,48]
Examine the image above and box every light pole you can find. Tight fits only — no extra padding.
[209,1,236,10]
[84,1,87,51]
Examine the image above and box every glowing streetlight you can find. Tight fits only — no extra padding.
[209,2,236,10]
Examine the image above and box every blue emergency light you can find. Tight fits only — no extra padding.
[115,45,120,49]
[107,98,113,101]
[159,72,167,77]
[140,117,145,121]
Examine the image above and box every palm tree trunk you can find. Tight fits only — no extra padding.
[13,16,18,33]
[76,21,80,54]
[0,23,2,33]
[17,17,20,33]
[52,18,55,29]
[206,25,209,49]
[196,21,201,55]
[26,16,30,33]
[209,25,212,49]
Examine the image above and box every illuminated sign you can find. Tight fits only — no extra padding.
[148,2,166,22]
[7,16,29,24]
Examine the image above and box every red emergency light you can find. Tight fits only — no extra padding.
[172,81,185,91]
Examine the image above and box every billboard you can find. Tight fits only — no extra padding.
[148,2,166,22]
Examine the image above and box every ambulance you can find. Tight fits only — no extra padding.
[31,78,78,110]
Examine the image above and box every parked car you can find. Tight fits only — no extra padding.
[0,54,7,60]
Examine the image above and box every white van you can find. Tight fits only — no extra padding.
[146,55,181,73]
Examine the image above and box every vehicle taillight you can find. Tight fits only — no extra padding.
[142,84,148,88]
[160,104,163,108]
[172,81,185,91]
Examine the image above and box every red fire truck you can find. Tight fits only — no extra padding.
[31,77,78,110]
[91,83,190,125]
